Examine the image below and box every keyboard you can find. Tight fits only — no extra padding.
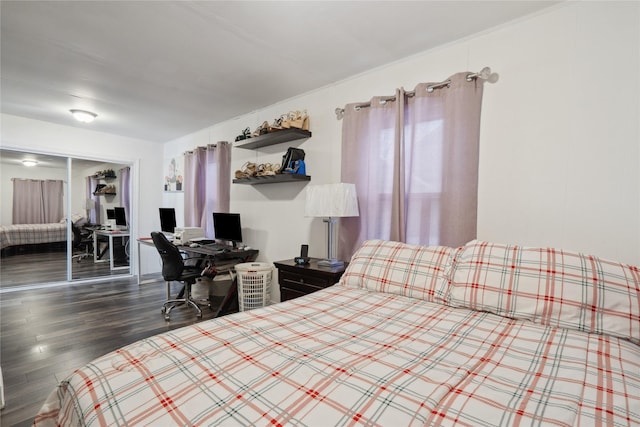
[203,243,230,251]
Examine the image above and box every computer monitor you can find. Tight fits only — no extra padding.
[159,208,176,233]
[114,207,127,227]
[212,212,243,247]
[106,209,116,220]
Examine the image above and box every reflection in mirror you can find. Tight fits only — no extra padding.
[0,149,132,290]
[70,159,132,280]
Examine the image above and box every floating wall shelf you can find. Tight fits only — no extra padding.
[233,174,311,185]
[235,128,312,150]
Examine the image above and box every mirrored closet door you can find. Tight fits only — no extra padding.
[0,149,133,289]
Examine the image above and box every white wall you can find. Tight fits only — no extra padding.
[0,114,164,275]
[165,0,639,303]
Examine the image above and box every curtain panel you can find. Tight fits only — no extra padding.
[339,72,484,260]
[119,167,131,224]
[183,142,231,237]
[12,179,64,224]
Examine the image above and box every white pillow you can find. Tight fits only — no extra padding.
[339,239,454,304]
[448,240,640,344]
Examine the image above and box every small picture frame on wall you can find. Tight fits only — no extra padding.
[164,156,184,192]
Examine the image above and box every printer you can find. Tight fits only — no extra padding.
[173,227,205,245]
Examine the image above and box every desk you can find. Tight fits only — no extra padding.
[137,237,259,317]
[94,229,130,271]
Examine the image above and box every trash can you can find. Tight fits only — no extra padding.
[235,262,273,311]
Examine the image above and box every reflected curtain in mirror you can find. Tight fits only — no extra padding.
[119,166,131,223]
[12,178,64,224]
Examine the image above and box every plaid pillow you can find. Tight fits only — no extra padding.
[448,240,640,344]
[339,239,453,303]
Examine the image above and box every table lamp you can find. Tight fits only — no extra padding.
[305,183,359,267]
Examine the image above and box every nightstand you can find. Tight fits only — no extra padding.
[274,258,348,302]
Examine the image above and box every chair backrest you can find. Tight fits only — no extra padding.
[71,224,82,248]
[151,231,185,281]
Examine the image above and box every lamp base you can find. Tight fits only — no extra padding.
[317,258,345,268]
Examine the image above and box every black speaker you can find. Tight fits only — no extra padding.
[295,244,310,265]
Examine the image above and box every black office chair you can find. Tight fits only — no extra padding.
[151,231,205,321]
[72,224,93,263]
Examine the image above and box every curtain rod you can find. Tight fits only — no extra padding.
[334,66,498,120]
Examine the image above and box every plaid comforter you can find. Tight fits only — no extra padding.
[33,285,640,426]
[0,223,67,250]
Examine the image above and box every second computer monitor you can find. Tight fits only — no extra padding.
[114,207,127,227]
[159,208,176,233]
[212,212,243,247]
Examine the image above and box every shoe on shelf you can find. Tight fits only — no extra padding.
[269,117,284,132]
[234,161,257,179]
[251,121,270,137]
[235,127,251,141]
[289,110,309,130]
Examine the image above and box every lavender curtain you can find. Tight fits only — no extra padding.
[183,142,231,237]
[119,166,131,224]
[12,179,64,224]
[339,72,484,260]
[88,176,101,224]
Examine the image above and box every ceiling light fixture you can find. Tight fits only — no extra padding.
[70,109,97,123]
[22,159,38,167]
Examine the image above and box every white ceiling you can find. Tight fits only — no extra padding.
[1,1,559,143]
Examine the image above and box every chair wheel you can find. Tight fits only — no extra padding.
[164,315,170,321]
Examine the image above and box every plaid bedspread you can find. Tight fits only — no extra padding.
[0,223,67,250]
[33,285,640,426]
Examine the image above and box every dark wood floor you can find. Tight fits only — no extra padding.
[0,275,234,426]
[1,246,129,289]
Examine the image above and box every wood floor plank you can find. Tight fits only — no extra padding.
[0,276,236,426]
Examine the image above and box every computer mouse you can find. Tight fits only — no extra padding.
[189,243,200,248]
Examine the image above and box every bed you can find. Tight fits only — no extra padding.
[0,214,87,252]
[33,239,640,426]
[0,223,67,251]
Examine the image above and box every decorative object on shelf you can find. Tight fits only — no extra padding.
[164,156,184,192]
[280,147,305,173]
[305,183,359,268]
[282,159,305,175]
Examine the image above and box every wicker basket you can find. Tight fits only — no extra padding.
[235,262,272,311]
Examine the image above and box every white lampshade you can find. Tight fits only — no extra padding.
[305,183,359,268]
[305,183,359,218]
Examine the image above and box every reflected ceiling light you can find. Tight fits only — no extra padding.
[70,109,97,123]
[22,159,38,167]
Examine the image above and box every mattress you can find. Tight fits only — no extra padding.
[33,284,640,426]
[0,223,67,250]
